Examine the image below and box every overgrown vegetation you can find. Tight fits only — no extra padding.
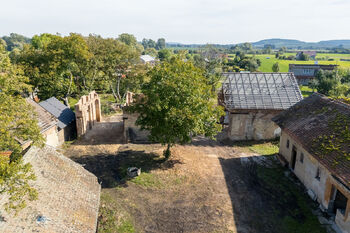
[256,162,327,233]
[0,45,43,213]
[130,57,225,157]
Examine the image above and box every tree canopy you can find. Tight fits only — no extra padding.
[130,57,224,157]
[0,45,43,213]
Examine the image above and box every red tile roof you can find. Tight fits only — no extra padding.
[273,93,350,187]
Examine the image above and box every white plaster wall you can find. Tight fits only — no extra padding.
[43,126,60,148]
[279,131,329,208]
[336,209,350,233]
[228,111,280,141]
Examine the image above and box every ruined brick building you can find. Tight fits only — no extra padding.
[219,72,303,141]
[273,93,350,233]
[75,91,102,137]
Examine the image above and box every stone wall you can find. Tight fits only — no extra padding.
[227,110,281,141]
[123,112,149,143]
[75,91,102,137]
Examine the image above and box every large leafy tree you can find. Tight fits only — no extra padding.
[130,57,224,158]
[86,35,144,102]
[15,33,91,105]
[0,45,43,213]
[314,70,341,96]
[1,33,31,51]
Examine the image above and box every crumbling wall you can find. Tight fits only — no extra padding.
[123,112,149,143]
[227,110,281,141]
[75,91,102,137]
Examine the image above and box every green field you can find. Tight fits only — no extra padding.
[243,53,350,72]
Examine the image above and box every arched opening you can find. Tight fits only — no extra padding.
[95,99,101,122]
[88,105,92,129]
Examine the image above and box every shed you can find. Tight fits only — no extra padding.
[25,98,59,148]
[39,97,76,143]
[220,72,303,141]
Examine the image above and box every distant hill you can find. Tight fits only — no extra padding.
[167,39,350,49]
[251,38,350,49]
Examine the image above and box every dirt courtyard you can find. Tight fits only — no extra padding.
[62,116,327,233]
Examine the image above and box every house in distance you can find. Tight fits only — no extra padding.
[289,64,338,85]
[296,51,317,60]
[219,72,303,141]
[273,93,350,233]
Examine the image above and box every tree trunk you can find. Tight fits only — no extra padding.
[163,144,171,160]
[63,97,69,107]
[116,76,122,101]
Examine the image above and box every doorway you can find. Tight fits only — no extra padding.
[290,146,297,170]
[333,189,348,215]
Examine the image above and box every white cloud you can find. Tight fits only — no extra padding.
[0,0,349,43]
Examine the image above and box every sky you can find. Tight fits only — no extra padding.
[1,0,350,44]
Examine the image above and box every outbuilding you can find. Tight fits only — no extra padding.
[273,93,350,233]
[219,72,303,141]
[39,97,76,143]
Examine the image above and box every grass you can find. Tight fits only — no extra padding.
[68,96,79,110]
[242,54,350,72]
[256,163,327,233]
[130,172,163,188]
[300,86,316,98]
[235,140,280,155]
[98,193,136,233]
[248,141,279,155]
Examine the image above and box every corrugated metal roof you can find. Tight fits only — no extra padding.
[221,72,303,110]
[39,97,75,129]
[272,93,350,188]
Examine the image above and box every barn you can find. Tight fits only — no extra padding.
[219,72,303,141]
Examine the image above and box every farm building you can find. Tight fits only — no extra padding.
[289,64,338,85]
[140,54,156,65]
[24,98,60,148]
[39,97,76,144]
[296,51,317,60]
[219,72,303,141]
[272,93,350,233]
[0,146,101,232]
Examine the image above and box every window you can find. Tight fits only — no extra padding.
[300,153,304,163]
[303,69,313,75]
[315,167,320,180]
[286,140,290,149]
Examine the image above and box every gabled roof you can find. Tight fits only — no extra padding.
[140,55,155,63]
[221,72,303,110]
[26,98,57,133]
[272,93,350,187]
[39,97,75,129]
[0,146,101,232]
